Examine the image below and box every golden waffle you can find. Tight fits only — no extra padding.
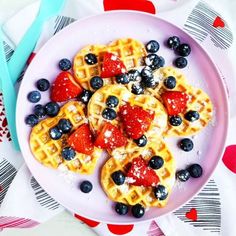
[101,140,176,208]
[30,101,102,174]
[73,38,146,90]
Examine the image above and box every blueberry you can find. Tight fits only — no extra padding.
[188,164,203,178]
[44,102,60,117]
[58,58,72,71]
[145,54,164,70]
[184,110,200,122]
[106,95,119,108]
[158,56,165,67]
[148,156,164,169]
[61,147,76,161]
[179,138,194,152]
[164,76,176,89]
[25,114,39,127]
[78,90,93,104]
[174,57,188,69]
[58,119,72,134]
[111,170,125,185]
[131,83,145,95]
[141,67,157,88]
[146,40,160,53]
[80,180,93,193]
[116,73,129,84]
[27,91,41,103]
[84,53,97,65]
[115,202,129,215]
[49,126,62,140]
[33,104,46,118]
[36,79,50,91]
[177,44,191,57]
[167,36,180,50]
[128,69,141,82]
[134,135,147,147]
[169,115,182,126]
[102,108,117,120]
[153,185,168,200]
[176,169,190,182]
[90,76,103,90]
[131,204,145,218]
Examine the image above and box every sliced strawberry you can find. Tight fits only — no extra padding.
[67,124,94,155]
[100,52,127,78]
[94,122,127,149]
[119,103,155,139]
[161,91,189,116]
[127,157,159,187]
[51,71,82,102]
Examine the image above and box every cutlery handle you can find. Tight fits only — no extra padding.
[8,17,43,84]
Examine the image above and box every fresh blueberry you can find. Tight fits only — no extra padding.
[115,202,129,215]
[78,90,93,104]
[146,40,160,53]
[177,44,191,57]
[36,79,50,91]
[33,104,46,118]
[58,119,72,134]
[141,66,158,88]
[174,57,188,69]
[158,56,165,67]
[106,95,119,108]
[27,91,41,103]
[169,115,182,126]
[131,83,145,95]
[111,170,125,185]
[131,204,145,218]
[58,58,72,71]
[153,185,168,200]
[128,69,141,82]
[61,147,76,161]
[176,169,190,182]
[116,73,129,84]
[84,53,97,65]
[134,135,147,147]
[167,36,180,50]
[164,76,176,89]
[188,164,203,178]
[184,110,200,122]
[102,108,117,120]
[90,76,103,90]
[179,138,194,152]
[145,54,164,70]
[44,102,60,117]
[25,114,39,127]
[49,126,62,140]
[148,156,164,169]
[80,180,93,193]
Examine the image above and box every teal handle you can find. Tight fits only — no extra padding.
[0,30,20,150]
[8,17,43,85]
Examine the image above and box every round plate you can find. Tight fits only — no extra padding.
[16,11,228,224]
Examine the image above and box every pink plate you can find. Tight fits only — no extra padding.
[16,11,228,224]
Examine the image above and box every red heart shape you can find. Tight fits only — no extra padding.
[213,16,225,28]
[185,208,198,221]
[104,0,156,14]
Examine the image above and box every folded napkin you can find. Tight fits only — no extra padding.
[0,0,235,235]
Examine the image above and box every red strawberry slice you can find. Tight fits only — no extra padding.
[161,91,189,116]
[119,103,155,139]
[94,122,127,149]
[67,124,94,155]
[51,71,82,102]
[127,157,159,187]
[100,52,127,78]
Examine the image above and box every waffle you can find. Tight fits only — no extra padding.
[30,101,102,174]
[101,140,176,208]
[73,38,146,90]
